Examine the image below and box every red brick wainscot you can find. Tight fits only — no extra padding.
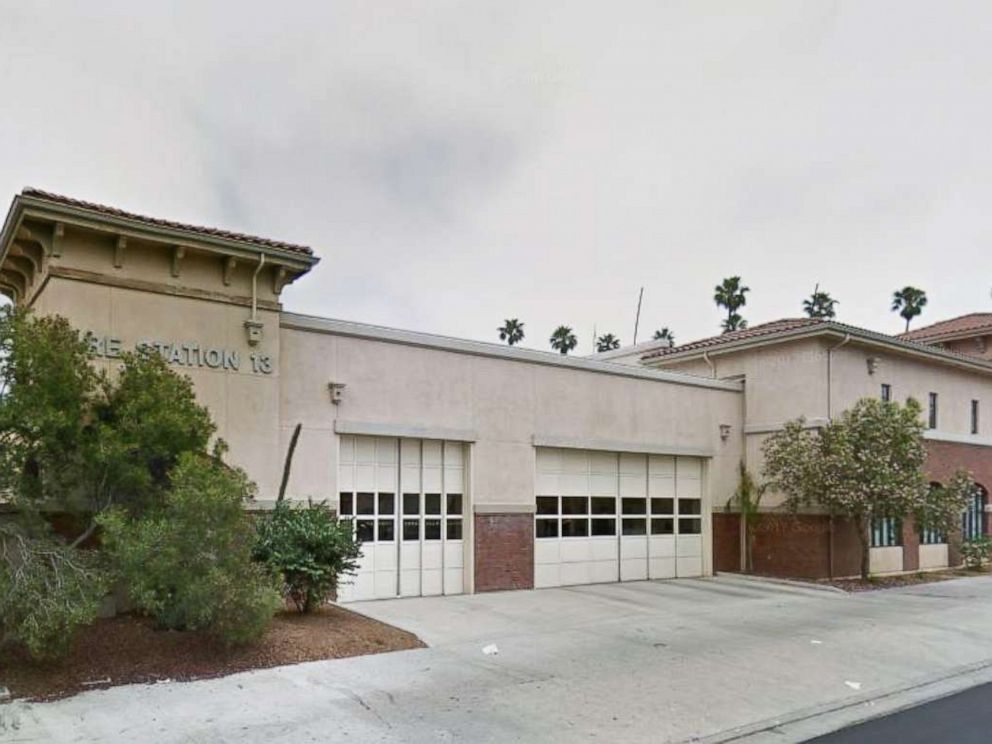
[715,512,863,579]
[712,513,741,572]
[474,512,534,591]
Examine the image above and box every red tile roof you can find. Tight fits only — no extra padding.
[897,313,992,342]
[21,188,314,256]
[640,318,827,360]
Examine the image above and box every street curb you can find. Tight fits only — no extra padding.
[689,658,992,744]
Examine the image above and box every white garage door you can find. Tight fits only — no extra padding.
[337,435,466,602]
[534,448,705,589]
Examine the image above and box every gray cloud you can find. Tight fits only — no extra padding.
[3,1,992,351]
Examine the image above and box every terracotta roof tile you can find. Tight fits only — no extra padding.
[21,188,314,256]
[640,318,827,360]
[897,313,992,342]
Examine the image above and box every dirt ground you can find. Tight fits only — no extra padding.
[823,567,987,592]
[1,605,424,702]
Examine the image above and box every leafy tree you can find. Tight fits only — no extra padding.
[595,333,621,352]
[254,500,362,612]
[714,276,750,334]
[652,327,675,345]
[0,309,100,519]
[0,523,109,660]
[914,471,977,540]
[549,325,578,355]
[961,537,992,570]
[803,284,838,319]
[99,452,282,644]
[725,462,767,573]
[762,398,933,580]
[497,319,525,346]
[0,307,215,545]
[892,286,928,331]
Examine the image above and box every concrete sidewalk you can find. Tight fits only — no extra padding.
[4,574,992,743]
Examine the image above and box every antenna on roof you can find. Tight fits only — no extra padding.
[633,287,644,345]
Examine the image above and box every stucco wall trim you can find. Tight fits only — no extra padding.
[474,503,535,514]
[532,435,715,458]
[44,266,282,311]
[744,418,830,435]
[334,419,478,442]
[923,430,992,448]
[280,313,744,392]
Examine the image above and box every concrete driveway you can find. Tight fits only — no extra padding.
[5,574,992,743]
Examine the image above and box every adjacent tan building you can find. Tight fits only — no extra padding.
[2,188,989,596]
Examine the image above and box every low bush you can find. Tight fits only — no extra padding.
[254,500,361,612]
[0,525,109,660]
[100,453,282,644]
[961,537,992,571]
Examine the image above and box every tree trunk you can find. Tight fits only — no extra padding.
[745,518,754,573]
[277,423,302,503]
[856,516,870,580]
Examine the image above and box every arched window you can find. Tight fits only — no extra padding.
[962,484,988,541]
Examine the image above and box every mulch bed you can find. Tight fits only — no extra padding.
[1,605,424,702]
[823,567,988,593]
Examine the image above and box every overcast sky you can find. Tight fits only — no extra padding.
[2,1,991,353]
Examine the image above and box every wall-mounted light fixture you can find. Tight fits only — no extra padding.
[719,423,732,441]
[328,381,346,405]
[244,319,264,346]
[866,356,880,375]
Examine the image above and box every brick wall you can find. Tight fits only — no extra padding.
[925,440,992,503]
[474,513,534,592]
[712,513,741,572]
[747,513,862,580]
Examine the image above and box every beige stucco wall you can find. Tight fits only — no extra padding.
[829,343,992,439]
[278,323,744,520]
[655,337,992,507]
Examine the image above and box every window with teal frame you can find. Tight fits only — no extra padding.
[871,516,902,547]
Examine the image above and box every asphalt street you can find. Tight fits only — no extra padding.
[809,681,992,744]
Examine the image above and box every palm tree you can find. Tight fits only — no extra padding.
[652,327,675,345]
[803,284,838,319]
[595,333,620,352]
[721,313,748,333]
[891,286,928,331]
[497,318,525,346]
[714,276,750,334]
[549,325,578,355]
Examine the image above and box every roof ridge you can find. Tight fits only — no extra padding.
[20,187,314,256]
[641,317,824,360]
[898,312,992,340]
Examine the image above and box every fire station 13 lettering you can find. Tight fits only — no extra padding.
[85,334,272,375]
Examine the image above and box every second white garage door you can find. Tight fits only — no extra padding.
[534,447,705,589]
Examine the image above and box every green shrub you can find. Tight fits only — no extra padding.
[0,525,109,660]
[254,500,362,612]
[99,453,281,644]
[961,537,992,571]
